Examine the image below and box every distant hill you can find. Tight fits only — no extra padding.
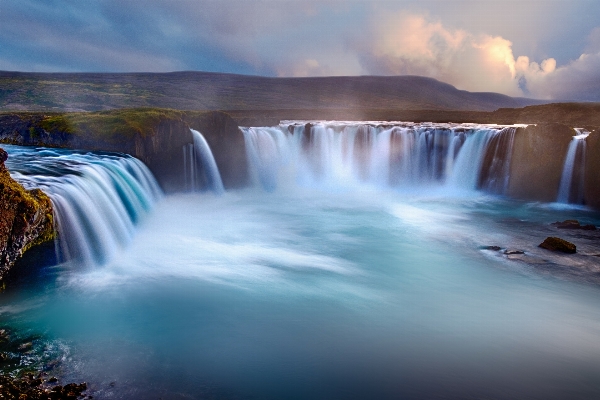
[0,71,544,112]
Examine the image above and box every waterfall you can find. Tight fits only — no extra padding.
[184,129,224,194]
[557,129,589,204]
[4,146,162,266]
[477,127,517,195]
[242,122,518,193]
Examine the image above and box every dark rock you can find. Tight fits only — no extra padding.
[539,237,576,253]
[483,245,502,251]
[504,249,525,255]
[551,220,597,230]
[508,124,575,202]
[0,149,55,278]
[0,148,7,164]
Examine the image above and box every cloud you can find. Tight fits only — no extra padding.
[355,12,600,100]
[1,1,600,100]
[356,13,537,96]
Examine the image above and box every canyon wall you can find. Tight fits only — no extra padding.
[508,123,575,202]
[584,128,600,209]
[0,111,249,192]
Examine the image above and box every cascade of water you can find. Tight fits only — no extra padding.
[4,146,162,266]
[185,129,225,194]
[242,122,517,192]
[477,127,517,195]
[557,129,589,204]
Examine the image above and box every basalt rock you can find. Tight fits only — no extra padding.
[508,123,575,202]
[539,237,576,253]
[0,148,55,278]
[551,220,597,230]
[0,110,249,193]
[585,130,600,209]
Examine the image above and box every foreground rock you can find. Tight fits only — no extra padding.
[0,374,87,400]
[0,327,87,400]
[0,148,55,279]
[539,237,577,253]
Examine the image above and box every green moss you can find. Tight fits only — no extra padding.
[38,115,74,134]
[0,167,55,265]
[67,108,185,141]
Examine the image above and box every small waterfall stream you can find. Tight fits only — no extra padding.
[183,129,224,194]
[557,129,589,204]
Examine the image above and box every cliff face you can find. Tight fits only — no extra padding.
[584,128,600,209]
[0,148,55,279]
[508,124,575,202]
[0,110,249,193]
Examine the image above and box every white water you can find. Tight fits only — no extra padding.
[2,125,600,400]
[3,146,162,266]
[242,122,519,194]
[557,129,589,204]
[185,129,225,194]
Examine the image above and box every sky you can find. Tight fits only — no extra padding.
[1,0,600,101]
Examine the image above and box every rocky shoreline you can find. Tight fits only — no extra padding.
[0,328,88,400]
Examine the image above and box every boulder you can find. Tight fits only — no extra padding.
[538,237,576,253]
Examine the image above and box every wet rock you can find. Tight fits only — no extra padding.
[483,245,502,251]
[504,249,525,255]
[551,220,597,230]
[539,237,576,253]
[0,148,55,278]
[0,374,87,399]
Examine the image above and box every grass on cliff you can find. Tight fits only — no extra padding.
[67,108,187,141]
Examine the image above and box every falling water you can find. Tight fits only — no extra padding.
[3,146,162,266]
[242,122,519,193]
[557,129,589,204]
[184,129,225,194]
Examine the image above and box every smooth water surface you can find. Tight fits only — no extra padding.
[2,186,600,400]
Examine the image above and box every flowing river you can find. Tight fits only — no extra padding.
[1,122,600,399]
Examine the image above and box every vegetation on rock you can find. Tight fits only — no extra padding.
[0,148,55,279]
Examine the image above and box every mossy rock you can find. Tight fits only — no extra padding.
[538,237,576,253]
[0,149,55,277]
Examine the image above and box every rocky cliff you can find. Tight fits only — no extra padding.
[584,128,600,209]
[0,148,54,280]
[508,124,575,202]
[0,110,249,192]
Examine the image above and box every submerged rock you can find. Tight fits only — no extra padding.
[0,148,55,280]
[551,220,597,230]
[539,237,577,253]
[504,249,525,255]
[483,245,502,251]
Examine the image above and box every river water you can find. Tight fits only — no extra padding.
[2,125,600,399]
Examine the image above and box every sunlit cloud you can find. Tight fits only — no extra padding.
[1,1,600,101]
[352,11,600,101]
